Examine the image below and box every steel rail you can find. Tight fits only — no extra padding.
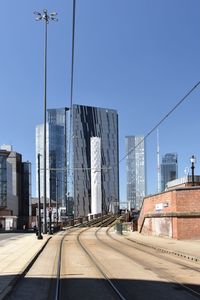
[77,228,127,300]
[54,217,112,300]
[95,227,200,299]
[54,226,82,300]
[106,227,200,273]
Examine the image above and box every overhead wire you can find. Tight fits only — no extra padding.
[68,0,76,192]
[64,2,200,171]
[68,0,76,151]
[119,80,200,164]
[53,80,200,173]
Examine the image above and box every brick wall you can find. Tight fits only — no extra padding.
[138,188,200,239]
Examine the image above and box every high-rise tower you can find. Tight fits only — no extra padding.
[160,153,178,191]
[36,108,67,208]
[125,136,146,210]
[36,105,119,218]
[72,104,119,217]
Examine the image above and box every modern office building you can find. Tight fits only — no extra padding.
[19,161,31,228]
[0,145,31,229]
[160,153,178,191]
[36,105,119,218]
[36,108,68,209]
[72,104,119,217]
[125,136,146,210]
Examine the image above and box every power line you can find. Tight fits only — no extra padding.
[49,80,200,173]
[70,0,76,110]
[119,80,200,163]
[67,0,76,197]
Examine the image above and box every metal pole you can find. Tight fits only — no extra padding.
[191,162,195,186]
[43,11,48,234]
[65,108,67,217]
[34,9,57,234]
[37,154,43,239]
[56,177,58,227]
[49,170,52,235]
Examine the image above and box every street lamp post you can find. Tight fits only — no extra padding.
[37,154,43,239]
[34,9,58,233]
[190,155,196,186]
[64,108,69,218]
[56,177,59,228]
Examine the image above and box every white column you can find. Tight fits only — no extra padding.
[91,137,101,215]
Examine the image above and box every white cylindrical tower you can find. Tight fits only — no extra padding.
[91,137,101,215]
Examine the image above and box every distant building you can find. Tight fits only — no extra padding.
[160,153,178,191]
[166,175,200,190]
[36,108,68,209]
[125,136,146,210]
[36,105,119,219]
[72,104,119,217]
[19,161,31,228]
[0,145,31,229]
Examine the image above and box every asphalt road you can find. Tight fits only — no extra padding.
[0,232,33,242]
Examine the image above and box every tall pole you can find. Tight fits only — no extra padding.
[56,177,59,227]
[64,108,68,217]
[37,154,43,239]
[34,9,58,234]
[157,128,161,193]
[191,155,195,186]
[43,11,47,234]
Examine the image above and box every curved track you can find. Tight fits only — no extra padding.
[94,227,200,299]
[5,220,200,300]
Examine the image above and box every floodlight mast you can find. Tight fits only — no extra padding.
[34,9,58,234]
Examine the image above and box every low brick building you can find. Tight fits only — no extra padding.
[138,186,200,239]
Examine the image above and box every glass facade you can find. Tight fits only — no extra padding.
[72,104,119,217]
[125,136,146,210]
[160,153,178,191]
[20,162,31,218]
[0,154,7,207]
[0,149,31,227]
[36,105,119,218]
[36,108,67,208]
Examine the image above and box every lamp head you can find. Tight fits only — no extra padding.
[190,155,196,164]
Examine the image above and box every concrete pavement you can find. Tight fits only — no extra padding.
[0,233,51,300]
[1,229,200,299]
[124,231,200,263]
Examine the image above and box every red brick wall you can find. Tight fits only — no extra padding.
[177,218,200,239]
[176,190,200,212]
[138,188,200,239]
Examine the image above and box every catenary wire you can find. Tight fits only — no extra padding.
[119,80,200,163]
[46,81,200,173]
[68,0,76,189]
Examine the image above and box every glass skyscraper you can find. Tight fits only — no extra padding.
[0,152,8,208]
[72,104,119,217]
[36,108,67,208]
[125,136,146,210]
[160,153,178,191]
[36,105,119,218]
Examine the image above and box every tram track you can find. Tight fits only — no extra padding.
[57,215,119,300]
[2,216,117,300]
[4,216,199,300]
[94,227,200,299]
[76,228,127,300]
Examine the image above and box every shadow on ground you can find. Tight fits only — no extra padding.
[1,275,200,300]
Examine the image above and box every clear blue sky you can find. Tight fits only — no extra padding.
[0,0,200,200]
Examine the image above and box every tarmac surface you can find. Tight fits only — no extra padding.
[0,229,200,299]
